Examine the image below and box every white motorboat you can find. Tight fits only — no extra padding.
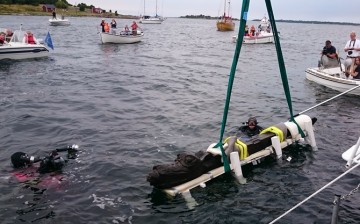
[49,17,70,26]
[0,29,49,60]
[233,31,274,44]
[232,16,275,44]
[99,31,144,44]
[305,66,360,96]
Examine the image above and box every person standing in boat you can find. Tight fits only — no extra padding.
[52,10,56,19]
[110,19,117,34]
[320,40,338,69]
[100,19,106,32]
[131,21,138,35]
[344,31,360,74]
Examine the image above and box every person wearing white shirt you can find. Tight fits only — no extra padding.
[344,31,360,74]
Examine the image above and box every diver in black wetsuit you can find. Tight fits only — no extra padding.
[237,117,263,138]
[225,117,263,156]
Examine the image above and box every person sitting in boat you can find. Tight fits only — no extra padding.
[5,29,13,42]
[131,21,138,35]
[344,31,360,74]
[347,57,360,79]
[0,32,7,45]
[250,25,256,37]
[23,31,37,44]
[320,40,339,69]
[123,25,130,35]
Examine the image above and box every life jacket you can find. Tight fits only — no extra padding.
[27,34,36,44]
[104,23,110,32]
[131,23,138,30]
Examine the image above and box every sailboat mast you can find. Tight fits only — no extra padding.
[223,0,226,17]
[227,0,230,18]
[143,0,146,16]
[156,0,158,16]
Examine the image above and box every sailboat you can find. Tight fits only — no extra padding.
[139,0,164,24]
[216,0,235,31]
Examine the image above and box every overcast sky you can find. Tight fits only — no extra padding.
[67,0,360,23]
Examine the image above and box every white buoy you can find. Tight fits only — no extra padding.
[346,137,360,168]
[182,190,198,209]
[304,120,317,151]
[230,151,246,184]
[271,136,282,159]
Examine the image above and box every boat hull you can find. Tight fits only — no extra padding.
[139,18,163,24]
[49,19,70,26]
[0,44,49,60]
[305,67,360,95]
[232,33,275,44]
[100,32,143,44]
[216,21,235,31]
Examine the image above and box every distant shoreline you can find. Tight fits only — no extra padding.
[261,19,360,26]
[180,15,360,26]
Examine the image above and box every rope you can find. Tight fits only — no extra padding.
[215,0,250,173]
[269,162,360,224]
[264,0,305,137]
[297,85,360,116]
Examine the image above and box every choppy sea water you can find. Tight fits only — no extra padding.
[0,15,359,224]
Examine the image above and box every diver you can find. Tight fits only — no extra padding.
[237,117,263,138]
[225,117,263,157]
[11,144,79,174]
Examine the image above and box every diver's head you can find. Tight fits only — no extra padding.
[11,152,31,168]
[247,117,258,129]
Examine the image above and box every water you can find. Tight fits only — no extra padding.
[1,15,360,224]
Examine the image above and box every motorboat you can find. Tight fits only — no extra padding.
[99,30,144,44]
[216,0,235,31]
[305,66,360,96]
[233,31,274,44]
[49,16,70,26]
[232,16,275,44]
[0,29,49,60]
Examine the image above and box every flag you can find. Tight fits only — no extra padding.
[44,31,54,50]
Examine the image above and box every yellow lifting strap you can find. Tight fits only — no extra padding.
[224,137,248,160]
[260,126,284,142]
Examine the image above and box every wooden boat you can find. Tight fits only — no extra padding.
[216,0,235,31]
[99,31,144,44]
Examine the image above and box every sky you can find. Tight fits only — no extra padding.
[67,0,360,23]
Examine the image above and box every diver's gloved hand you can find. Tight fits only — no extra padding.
[55,144,79,153]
